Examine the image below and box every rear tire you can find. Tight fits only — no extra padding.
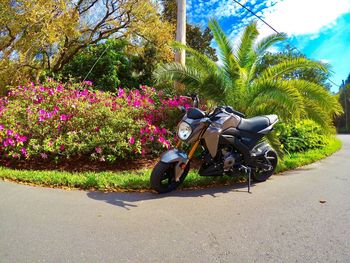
[150,161,190,193]
[252,150,278,182]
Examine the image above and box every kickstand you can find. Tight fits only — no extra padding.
[247,167,251,194]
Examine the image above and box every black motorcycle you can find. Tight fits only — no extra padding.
[150,95,278,193]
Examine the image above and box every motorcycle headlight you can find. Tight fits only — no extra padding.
[178,122,192,141]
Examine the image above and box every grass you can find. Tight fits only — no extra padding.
[0,137,342,192]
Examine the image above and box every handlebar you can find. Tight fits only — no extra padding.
[180,94,199,108]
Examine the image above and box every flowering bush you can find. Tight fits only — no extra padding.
[0,80,191,162]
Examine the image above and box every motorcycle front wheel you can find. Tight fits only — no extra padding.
[150,161,190,193]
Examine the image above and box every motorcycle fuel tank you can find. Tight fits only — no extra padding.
[203,112,241,157]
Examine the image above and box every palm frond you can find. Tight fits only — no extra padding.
[235,21,259,69]
[208,19,240,81]
[258,57,328,81]
[153,62,202,88]
[171,41,218,74]
[198,72,230,102]
[248,79,305,117]
[255,33,287,56]
[302,99,333,129]
[290,79,343,116]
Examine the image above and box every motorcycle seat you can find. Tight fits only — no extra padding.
[237,115,278,133]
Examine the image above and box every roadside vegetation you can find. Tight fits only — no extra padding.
[0,0,345,191]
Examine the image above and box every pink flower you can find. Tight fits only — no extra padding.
[7,129,13,136]
[117,88,125,98]
[83,80,93,86]
[60,114,68,121]
[141,149,146,157]
[48,89,54,96]
[59,144,65,151]
[0,124,4,130]
[133,100,141,107]
[53,106,59,113]
[46,112,53,119]
[40,153,48,159]
[56,85,63,92]
[129,137,135,145]
[21,148,27,157]
[95,147,102,154]
[39,116,45,122]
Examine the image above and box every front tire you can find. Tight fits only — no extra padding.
[252,150,278,182]
[150,161,190,193]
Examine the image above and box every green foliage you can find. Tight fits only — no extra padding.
[155,19,343,132]
[335,83,350,133]
[275,136,341,173]
[59,39,161,91]
[276,120,331,153]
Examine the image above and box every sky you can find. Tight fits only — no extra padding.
[186,0,350,92]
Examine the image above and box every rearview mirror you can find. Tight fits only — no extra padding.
[177,106,186,114]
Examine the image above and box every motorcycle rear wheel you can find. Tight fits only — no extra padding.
[252,150,278,182]
[150,161,190,193]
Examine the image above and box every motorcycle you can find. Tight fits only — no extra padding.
[150,94,279,193]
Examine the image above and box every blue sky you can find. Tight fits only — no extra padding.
[186,0,350,92]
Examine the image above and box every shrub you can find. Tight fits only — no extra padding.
[0,80,191,162]
[275,119,330,154]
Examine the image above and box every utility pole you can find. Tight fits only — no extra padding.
[175,0,186,65]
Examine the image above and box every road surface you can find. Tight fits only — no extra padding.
[1,135,350,262]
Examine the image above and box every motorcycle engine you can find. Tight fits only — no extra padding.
[221,146,236,171]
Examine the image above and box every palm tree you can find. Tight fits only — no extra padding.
[154,19,342,130]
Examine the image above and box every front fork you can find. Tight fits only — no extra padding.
[174,140,200,181]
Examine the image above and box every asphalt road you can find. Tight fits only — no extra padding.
[1,135,350,263]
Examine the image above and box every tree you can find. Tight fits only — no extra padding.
[60,39,163,90]
[161,0,217,61]
[154,20,342,130]
[0,0,173,90]
[335,74,350,132]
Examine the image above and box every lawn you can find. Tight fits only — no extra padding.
[0,137,342,192]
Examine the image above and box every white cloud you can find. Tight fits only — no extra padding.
[258,0,350,37]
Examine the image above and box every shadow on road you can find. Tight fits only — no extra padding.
[86,182,253,209]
